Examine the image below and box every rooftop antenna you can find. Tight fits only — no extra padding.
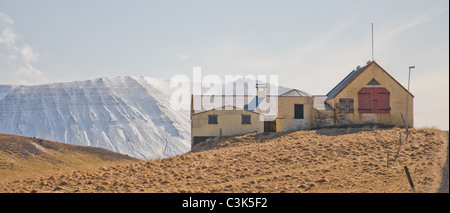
[371,23,374,61]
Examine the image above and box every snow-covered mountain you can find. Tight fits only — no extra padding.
[0,76,191,160]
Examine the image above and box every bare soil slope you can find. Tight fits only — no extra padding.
[0,133,139,181]
[0,128,447,193]
[438,131,449,193]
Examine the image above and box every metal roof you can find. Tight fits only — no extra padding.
[326,61,414,99]
[193,105,261,115]
[279,89,311,97]
[326,64,368,100]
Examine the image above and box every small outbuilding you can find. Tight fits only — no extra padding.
[272,89,314,132]
[191,105,264,146]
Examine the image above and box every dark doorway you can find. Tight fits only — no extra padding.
[264,121,276,132]
[294,104,304,119]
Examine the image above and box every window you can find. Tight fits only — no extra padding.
[367,78,381,86]
[208,115,218,124]
[339,98,354,113]
[358,87,390,114]
[241,115,251,124]
[294,104,304,119]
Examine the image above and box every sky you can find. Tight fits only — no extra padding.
[0,0,449,130]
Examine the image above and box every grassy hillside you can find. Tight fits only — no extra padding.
[0,133,139,181]
[0,128,447,193]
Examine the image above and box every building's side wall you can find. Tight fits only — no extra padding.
[312,109,335,128]
[327,63,414,127]
[192,108,264,137]
[276,96,314,132]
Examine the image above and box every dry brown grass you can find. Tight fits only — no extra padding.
[0,128,447,193]
[0,133,139,182]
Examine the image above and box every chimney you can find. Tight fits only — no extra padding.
[356,65,361,69]
[255,83,267,107]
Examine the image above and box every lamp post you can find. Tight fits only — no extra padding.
[405,66,415,130]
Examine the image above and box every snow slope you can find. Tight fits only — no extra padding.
[0,76,190,160]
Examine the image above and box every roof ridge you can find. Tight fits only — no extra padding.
[280,88,311,97]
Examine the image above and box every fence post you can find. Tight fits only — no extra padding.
[394,132,402,161]
[404,166,415,192]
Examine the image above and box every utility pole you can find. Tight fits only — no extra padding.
[372,23,374,61]
[405,66,415,130]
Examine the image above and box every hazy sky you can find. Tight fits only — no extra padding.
[0,0,448,130]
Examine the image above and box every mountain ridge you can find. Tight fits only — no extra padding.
[0,76,191,160]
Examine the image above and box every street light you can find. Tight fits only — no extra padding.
[405,66,415,130]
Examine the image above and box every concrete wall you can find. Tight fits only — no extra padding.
[326,62,414,127]
[312,109,335,128]
[192,106,264,137]
[276,96,314,132]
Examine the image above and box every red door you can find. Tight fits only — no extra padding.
[374,88,390,113]
[358,87,390,114]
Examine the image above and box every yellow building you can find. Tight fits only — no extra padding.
[191,87,314,145]
[273,90,314,132]
[314,61,414,128]
[191,61,414,146]
[191,105,264,145]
